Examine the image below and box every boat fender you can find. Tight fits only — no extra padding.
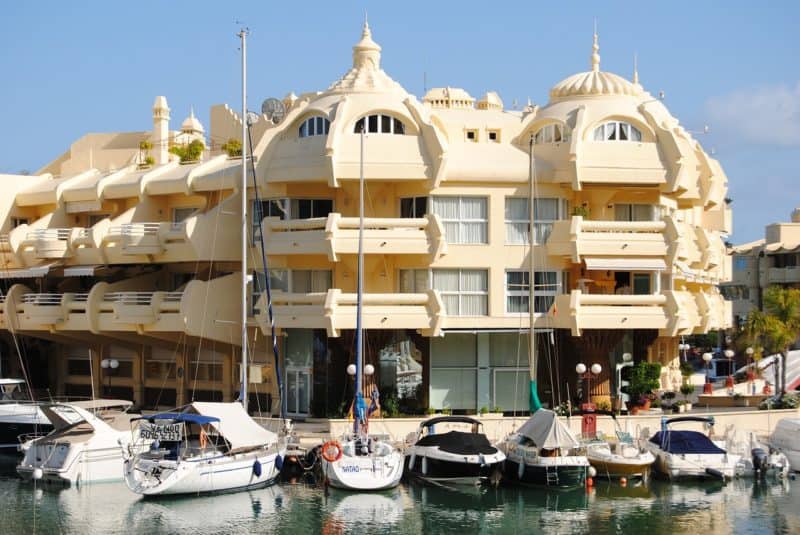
[32,468,43,481]
[408,453,416,471]
[705,467,724,481]
[588,466,597,478]
[275,454,283,471]
[253,459,262,478]
[421,456,428,475]
[321,441,343,463]
[517,460,525,479]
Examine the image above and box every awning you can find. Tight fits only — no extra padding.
[63,265,101,277]
[584,257,667,271]
[0,263,57,279]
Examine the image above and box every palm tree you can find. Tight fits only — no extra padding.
[743,286,800,396]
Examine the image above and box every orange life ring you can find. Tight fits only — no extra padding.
[321,440,343,463]
[200,429,208,449]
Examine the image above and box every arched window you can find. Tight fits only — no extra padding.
[353,114,406,135]
[299,116,330,138]
[533,123,571,144]
[593,121,642,142]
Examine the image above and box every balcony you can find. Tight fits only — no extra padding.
[262,213,447,261]
[767,266,800,285]
[551,291,669,335]
[257,289,445,337]
[22,228,77,259]
[547,217,668,262]
[105,222,187,256]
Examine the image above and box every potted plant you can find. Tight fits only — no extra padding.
[661,391,676,411]
[221,138,243,158]
[674,399,687,413]
[628,362,662,411]
[479,405,489,416]
[680,382,694,411]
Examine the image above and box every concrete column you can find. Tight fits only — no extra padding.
[476,333,491,411]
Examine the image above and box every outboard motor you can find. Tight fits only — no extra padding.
[751,447,769,477]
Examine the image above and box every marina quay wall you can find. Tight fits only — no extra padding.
[320,408,800,446]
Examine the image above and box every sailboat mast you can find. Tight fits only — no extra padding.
[528,135,542,412]
[239,28,249,412]
[355,128,365,410]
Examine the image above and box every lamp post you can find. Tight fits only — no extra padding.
[724,349,735,392]
[679,341,691,363]
[616,352,633,412]
[100,358,119,397]
[702,352,713,395]
[745,347,755,395]
[576,362,602,411]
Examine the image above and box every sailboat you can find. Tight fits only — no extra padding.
[122,29,287,496]
[0,378,52,452]
[317,125,404,491]
[498,135,590,489]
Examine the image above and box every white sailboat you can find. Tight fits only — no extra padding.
[122,29,287,496]
[318,124,404,491]
[0,378,52,451]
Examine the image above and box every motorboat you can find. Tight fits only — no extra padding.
[123,401,287,496]
[499,409,588,488]
[0,378,52,451]
[317,124,404,492]
[405,416,505,486]
[17,399,138,485]
[769,418,800,473]
[582,411,655,480]
[643,416,741,481]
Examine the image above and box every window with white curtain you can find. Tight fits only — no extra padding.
[505,197,563,244]
[505,271,559,314]
[433,269,488,316]
[432,196,488,244]
[614,203,658,222]
[298,115,330,138]
[399,269,430,293]
[592,121,643,142]
[252,269,332,315]
[533,123,572,144]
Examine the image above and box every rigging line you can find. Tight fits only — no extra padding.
[247,122,285,420]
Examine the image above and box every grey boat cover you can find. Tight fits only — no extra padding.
[516,409,580,449]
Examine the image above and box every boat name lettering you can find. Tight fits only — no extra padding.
[340,465,361,473]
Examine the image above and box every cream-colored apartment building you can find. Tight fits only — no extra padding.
[0,23,730,417]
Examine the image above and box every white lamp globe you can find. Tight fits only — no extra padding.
[101,359,110,369]
[109,359,120,369]
[590,363,602,375]
[724,349,735,359]
[364,364,375,376]
[575,363,587,375]
[622,352,632,362]
[346,364,357,376]
[702,352,713,363]
[745,347,754,356]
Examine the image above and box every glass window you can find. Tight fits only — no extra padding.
[433,269,488,316]
[733,256,748,271]
[399,269,430,293]
[393,118,404,135]
[400,197,427,218]
[432,196,488,244]
[533,124,571,144]
[593,121,643,142]
[11,217,29,228]
[505,198,529,244]
[506,271,558,314]
[298,116,330,138]
[354,114,407,135]
[614,203,657,222]
[632,273,651,295]
[354,118,365,133]
[368,115,379,133]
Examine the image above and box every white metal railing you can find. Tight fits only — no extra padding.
[0,234,9,244]
[576,293,668,306]
[74,228,91,239]
[169,222,186,232]
[104,292,155,305]
[120,223,161,236]
[578,220,666,233]
[22,294,62,306]
[26,228,72,241]
[72,293,90,303]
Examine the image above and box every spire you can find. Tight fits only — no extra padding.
[591,24,600,72]
[352,16,381,70]
[633,53,639,84]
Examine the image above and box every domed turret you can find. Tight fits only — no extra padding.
[181,108,205,135]
[476,91,503,111]
[422,87,475,109]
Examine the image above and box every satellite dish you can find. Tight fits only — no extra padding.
[261,98,285,125]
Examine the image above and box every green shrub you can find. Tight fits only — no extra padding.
[222,138,242,157]
[680,361,695,378]
[169,139,205,163]
[479,405,489,415]
[680,383,695,399]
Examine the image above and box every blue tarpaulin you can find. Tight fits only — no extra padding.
[650,430,726,454]
[136,412,220,425]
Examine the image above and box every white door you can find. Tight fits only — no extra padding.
[286,368,311,417]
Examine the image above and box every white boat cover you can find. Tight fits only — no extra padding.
[516,409,580,449]
[190,402,277,450]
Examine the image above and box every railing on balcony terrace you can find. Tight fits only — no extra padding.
[578,220,666,234]
[547,217,668,260]
[21,293,62,306]
[103,291,182,307]
[26,228,72,241]
[74,228,91,240]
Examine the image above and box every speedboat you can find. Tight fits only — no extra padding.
[17,399,138,485]
[582,411,655,480]
[769,418,800,473]
[499,409,588,488]
[0,378,52,451]
[643,416,740,481]
[123,401,287,496]
[722,425,790,479]
[405,416,505,486]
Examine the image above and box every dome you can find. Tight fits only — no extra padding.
[549,33,642,101]
[422,87,475,109]
[181,108,204,134]
[476,91,503,110]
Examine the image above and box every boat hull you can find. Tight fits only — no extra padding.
[17,444,126,485]
[648,450,740,480]
[405,452,504,486]
[125,448,285,496]
[587,457,653,479]
[503,458,588,488]
[323,451,404,491]
[0,421,52,451]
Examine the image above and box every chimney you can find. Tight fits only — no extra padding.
[152,96,170,165]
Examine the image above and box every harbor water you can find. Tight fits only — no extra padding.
[1,458,799,534]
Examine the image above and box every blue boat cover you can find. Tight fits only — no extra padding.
[649,430,726,454]
[140,412,220,425]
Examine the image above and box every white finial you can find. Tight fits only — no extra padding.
[591,22,600,72]
[633,53,639,84]
[190,105,195,119]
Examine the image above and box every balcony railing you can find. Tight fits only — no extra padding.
[552,290,669,335]
[22,228,83,259]
[547,216,668,261]
[26,228,72,241]
[262,213,446,261]
[105,222,187,255]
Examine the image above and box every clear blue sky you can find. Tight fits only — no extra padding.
[1,1,797,243]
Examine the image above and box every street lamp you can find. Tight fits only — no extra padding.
[745,347,755,395]
[702,352,713,394]
[678,341,691,363]
[724,349,735,391]
[576,362,602,410]
[100,358,119,396]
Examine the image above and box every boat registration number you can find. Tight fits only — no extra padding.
[341,465,361,473]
